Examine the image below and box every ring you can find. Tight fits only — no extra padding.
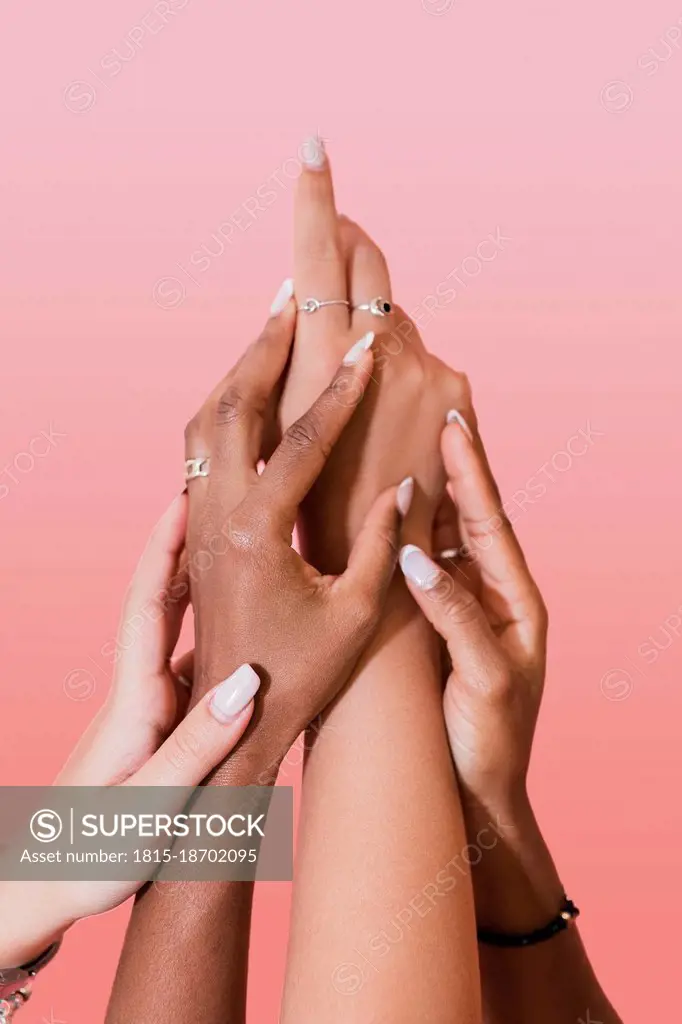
[436,547,465,562]
[298,298,350,314]
[185,457,210,481]
[353,297,393,317]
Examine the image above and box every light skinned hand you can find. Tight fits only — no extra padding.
[399,408,549,812]
[0,495,257,967]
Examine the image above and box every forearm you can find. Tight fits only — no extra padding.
[282,585,481,1024]
[106,761,280,1024]
[106,878,255,1024]
[468,793,622,1024]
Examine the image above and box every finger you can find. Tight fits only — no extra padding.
[169,649,195,722]
[171,649,194,690]
[431,491,478,594]
[340,216,395,336]
[128,664,260,787]
[211,299,296,474]
[254,333,375,533]
[184,304,296,550]
[433,492,463,557]
[294,136,349,343]
[115,494,190,688]
[340,481,406,606]
[399,544,501,678]
[442,411,539,610]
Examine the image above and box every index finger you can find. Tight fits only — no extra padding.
[252,332,375,536]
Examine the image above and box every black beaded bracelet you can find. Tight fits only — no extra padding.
[477,895,580,948]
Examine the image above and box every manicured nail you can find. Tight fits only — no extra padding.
[399,544,440,590]
[210,664,260,722]
[396,476,414,516]
[300,135,326,170]
[342,331,375,365]
[177,674,192,690]
[446,409,473,442]
[270,277,294,316]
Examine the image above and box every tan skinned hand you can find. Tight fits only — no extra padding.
[183,298,407,781]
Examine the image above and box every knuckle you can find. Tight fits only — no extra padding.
[452,370,472,402]
[224,511,260,553]
[438,585,481,626]
[216,384,250,428]
[303,235,342,264]
[285,411,331,459]
[358,236,389,271]
[463,509,510,547]
[184,413,204,447]
[374,525,400,562]
[531,591,549,633]
[164,724,204,772]
[350,589,381,633]
[471,663,515,704]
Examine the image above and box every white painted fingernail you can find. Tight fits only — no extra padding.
[270,277,294,316]
[446,409,473,442]
[342,331,375,365]
[396,476,414,516]
[210,664,260,723]
[399,544,440,590]
[300,135,326,170]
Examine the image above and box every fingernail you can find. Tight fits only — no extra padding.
[270,277,294,316]
[177,674,192,690]
[300,134,326,170]
[446,409,473,442]
[399,544,440,590]
[396,476,414,516]
[210,664,260,723]
[342,331,375,365]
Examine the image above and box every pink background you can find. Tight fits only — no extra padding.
[2,0,681,1019]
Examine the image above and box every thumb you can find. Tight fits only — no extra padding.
[128,664,260,787]
[398,545,499,680]
[341,481,407,606]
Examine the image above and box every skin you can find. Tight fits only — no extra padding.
[106,299,409,1024]
[279,143,482,1024]
[0,495,253,976]
[400,411,624,1024]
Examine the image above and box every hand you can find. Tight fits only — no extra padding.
[399,406,549,814]
[183,299,405,780]
[276,138,471,573]
[0,496,257,967]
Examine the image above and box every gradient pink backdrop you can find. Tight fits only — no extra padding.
[2,0,681,1019]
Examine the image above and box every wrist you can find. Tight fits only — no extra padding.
[205,733,286,788]
[462,791,566,934]
[0,882,72,968]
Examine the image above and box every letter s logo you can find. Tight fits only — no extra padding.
[30,809,63,843]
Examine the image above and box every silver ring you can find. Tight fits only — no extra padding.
[353,297,393,317]
[436,547,464,562]
[298,298,350,314]
[185,457,210,481]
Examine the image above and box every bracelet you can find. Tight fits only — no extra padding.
[0,986,31,1022]
[0,941,61,1020]
[477,894,580,947]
